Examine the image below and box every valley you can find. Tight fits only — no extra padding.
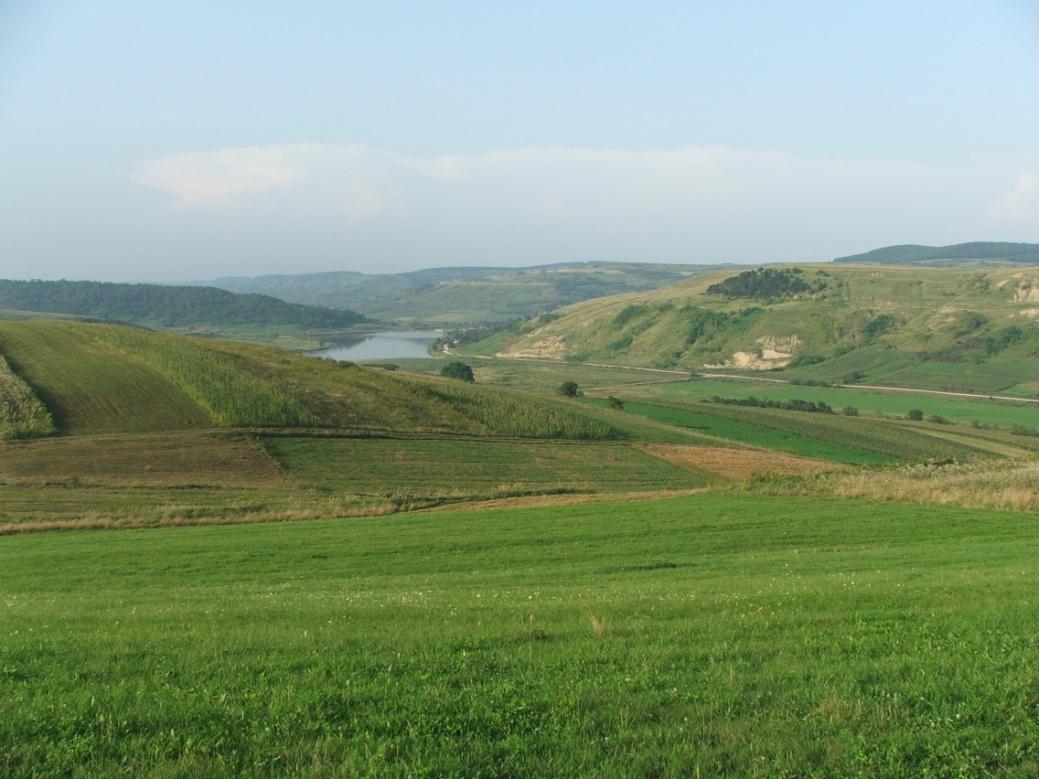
[5,257,1039,776]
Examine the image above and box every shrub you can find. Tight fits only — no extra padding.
[440,362,475,383]
[927,415,949,424]
[907,409,924,421]
[607,396,624,410]
[862,314,896,339]
[788,354,825,368]
[612,303,652,327]
[558,381,580,398]
[842,406,859,416]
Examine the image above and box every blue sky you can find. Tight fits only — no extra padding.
[2,1,1038,281]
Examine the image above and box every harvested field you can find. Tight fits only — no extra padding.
[748,459,1039,512]
[640,443,843,480]
[0,432,286,487]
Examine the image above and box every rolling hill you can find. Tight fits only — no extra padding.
[0,320,640,440]
[471,264,1039,394]
[833,241,1039,266]
[0,279,369,347]
[202,262,727,324]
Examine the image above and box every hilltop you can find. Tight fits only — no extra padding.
[202,262,727,324]
[470,264,1039,394]
[0,279,369,347]
[834,241,1039,267]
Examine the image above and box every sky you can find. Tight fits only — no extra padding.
[2,1,1038,282]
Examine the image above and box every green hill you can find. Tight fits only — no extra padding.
[203,262,728,324]
[0,279,369,347]
[474,264,1039,394]
[0,320,625,440]
[833,241,1039,266]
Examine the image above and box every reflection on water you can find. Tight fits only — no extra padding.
[309,331,441,361]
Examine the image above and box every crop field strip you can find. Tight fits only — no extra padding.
[597,376,1039,430]
[4,493,1039,775]
[0,432,727,533]
[590,391,1017,463]
[640,443,844,479]
[263,436,713,494]
[0,431,287,487]
[0,322,211,433]
[0,353,53,438]
[583,398,895,464]
[744,459,1039,512]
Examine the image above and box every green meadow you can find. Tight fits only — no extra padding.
[583,397,890,464]
[4,493,1039,776]
[635,378,1039,430]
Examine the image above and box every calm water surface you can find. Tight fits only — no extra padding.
[310,331,441,361]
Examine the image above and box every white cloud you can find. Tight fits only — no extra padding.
[988,173,1039,221]
[130,143,1030,269]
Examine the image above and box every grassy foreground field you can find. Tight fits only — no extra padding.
[3,492,1039,776]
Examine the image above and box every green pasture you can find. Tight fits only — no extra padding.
[628,378,1039,430]
[4,493,1039,776]
[583,398,888,465]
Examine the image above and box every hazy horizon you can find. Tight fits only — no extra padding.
[3,1,1038,282]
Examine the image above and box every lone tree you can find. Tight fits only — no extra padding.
[440,362,475,383]
[907,408,924,421]
[607,396,624,410]
[558,381,581,397]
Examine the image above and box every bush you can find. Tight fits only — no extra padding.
[927,415,949,424]
[862,314,896,339]
[558,381,580,398]
[788,354,825,368]
[607,396,624,410]
[440,362,475,383]
[842,406,859,416]
[907,409,924,421]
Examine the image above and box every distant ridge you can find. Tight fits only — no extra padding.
[0,279,368,329]
[833,242,1039,266]
[199,261,728,324]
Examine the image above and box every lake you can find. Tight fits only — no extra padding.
[309,331,442,361]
